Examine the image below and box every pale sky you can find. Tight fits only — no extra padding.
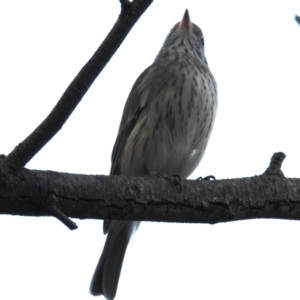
[1,1,300,299]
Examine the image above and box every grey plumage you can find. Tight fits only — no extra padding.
[90,9,217,299]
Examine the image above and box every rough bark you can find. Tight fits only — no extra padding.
[1,153,300,230]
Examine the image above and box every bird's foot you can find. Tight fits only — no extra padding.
[196,175,216,181]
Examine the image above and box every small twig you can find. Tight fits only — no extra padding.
[47,198,78,230]
[263,152,286,177]
[4,0,153,174]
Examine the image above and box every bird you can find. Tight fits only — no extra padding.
[90,9,217,299]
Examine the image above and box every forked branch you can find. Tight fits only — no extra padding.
[4,0,153,174]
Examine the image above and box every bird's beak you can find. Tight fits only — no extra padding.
[178,9,191,30]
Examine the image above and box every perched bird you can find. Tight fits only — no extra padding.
[90,9,217,299]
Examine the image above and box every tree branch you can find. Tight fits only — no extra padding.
[1,153,300,226]
[4,0,153,174]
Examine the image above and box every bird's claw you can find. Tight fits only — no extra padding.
[196,175,216,181]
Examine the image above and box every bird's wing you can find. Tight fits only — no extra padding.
[110,65,152,176]
[103,65,152,234]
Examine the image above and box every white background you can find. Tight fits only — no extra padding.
[1,0,300,299]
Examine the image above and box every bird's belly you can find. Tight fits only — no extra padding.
[120,67,217,179]
[120,108,214,179]
[144,121,209,178]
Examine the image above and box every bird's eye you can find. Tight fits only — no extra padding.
[201,37,205,47]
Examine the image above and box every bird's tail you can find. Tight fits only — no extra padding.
[90,220,140,300]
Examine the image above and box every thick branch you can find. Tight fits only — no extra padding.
[4,0,153,174]
[1,158,300,224]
